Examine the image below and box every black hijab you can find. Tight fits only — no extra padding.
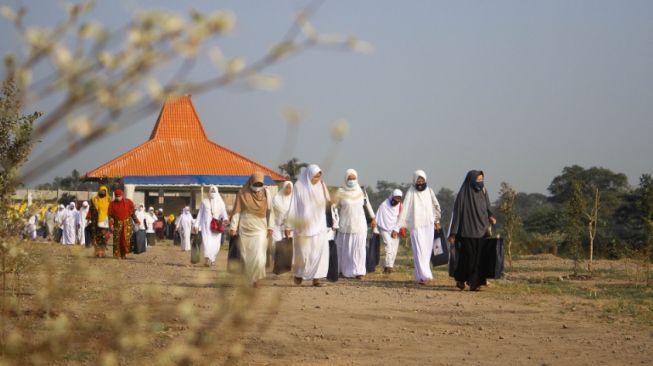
[449,170,493,239]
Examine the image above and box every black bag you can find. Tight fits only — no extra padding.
[484,238,505,279]
[430,229,449,267]
[327,240,339,282]
[273,238,293,275]
[173,230,181,246]
[190,233,201,264]
[448,241,460,278]
[365,233,381,273]
[132,230,146,254]
[227,235,244,273]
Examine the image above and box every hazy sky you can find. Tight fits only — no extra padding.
[2,0,652,197]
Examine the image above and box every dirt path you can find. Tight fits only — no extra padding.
[6,242,652,365]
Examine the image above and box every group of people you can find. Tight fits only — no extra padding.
[25,201,91,246]
[47,166,496,292]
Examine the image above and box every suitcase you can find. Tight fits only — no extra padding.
[190,233,201,264]
[484,238,505,279]
[132,230,146,254]
[327,240,339,282]
[273,238,293,275]
[365,233,381,273]
[227,235,244,273]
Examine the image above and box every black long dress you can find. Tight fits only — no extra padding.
[449,170,494,289]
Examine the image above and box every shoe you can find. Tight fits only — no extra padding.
[355,275,363,280]
[294,277,303,285]
[418,280,427,286]
[312,279,325,287]
[470,286,480,292]
[456,281,465,291]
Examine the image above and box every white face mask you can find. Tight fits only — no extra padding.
[209,191,217,199]
[346,179,358,188]
[251,186,262,193]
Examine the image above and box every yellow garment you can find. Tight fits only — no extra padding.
[92,185,110,223]
[167,214,175,224]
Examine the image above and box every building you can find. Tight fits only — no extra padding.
[84,95,285,214]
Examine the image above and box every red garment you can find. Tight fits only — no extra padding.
[108,198,135,221]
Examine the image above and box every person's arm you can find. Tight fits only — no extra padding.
[194,204,203,231]
[363,191,376,227]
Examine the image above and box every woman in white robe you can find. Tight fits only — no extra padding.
[176,206,194,251]
[195,185,228,266]
[334,169,376,279]
[61,202,78,245]
[285,164,330,287]
[77,201,89,245]
[230,173,275,286]
[395,170,442,285]
[376,189,403,273]
[271,181,293,256]
[144,207,157,247]
[54,204,65,243]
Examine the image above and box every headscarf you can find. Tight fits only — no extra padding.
[92,185,110,223]
[398,170,439,229]
[286,164,330,236]
[375,189,403,232]
[68,202,76,210]
[338,168,364,200]
[206,185,226,219]
[179,206,193,226]
[273,181,293,211]
[449,170,493,239]
[232,172,268,218]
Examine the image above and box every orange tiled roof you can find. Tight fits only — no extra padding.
[85,96,285,182]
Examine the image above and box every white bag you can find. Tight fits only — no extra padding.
[433,237,444,256]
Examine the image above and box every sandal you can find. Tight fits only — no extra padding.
[312,279,325,287]
[293,277,303,285]
[456,281,466,291]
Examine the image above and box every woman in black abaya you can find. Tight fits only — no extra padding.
[448,170,497,291]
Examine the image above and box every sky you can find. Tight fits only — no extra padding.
[1,0,652,197]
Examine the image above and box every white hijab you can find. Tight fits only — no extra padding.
[179,206,193,224]
[286,164,330,236]
[207,185,226,219]
[338,168,364,201]
[273,181,293,224]
[375,189,403,232]
[399,170,437,229]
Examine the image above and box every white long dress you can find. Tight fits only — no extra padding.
[286,165,330,281]
[376,195,402,268]
[61,208,77,245]
[397,175,441,282]
[77,205,89,245]
[335,187,375,277]
[196,198,227,263]
[176,212,194,251]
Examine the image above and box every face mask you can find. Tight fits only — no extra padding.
[473,181,484,192]
[390,199,399,206]
[209,191,217,199]
[116,196,123,201]
[346,180,357,189]
[98,192,106,197]
[415,182,427,192]
[251,186,262,193]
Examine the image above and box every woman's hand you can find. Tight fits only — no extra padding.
[391,230,398,239]
[370,218,377,228]
[284,229,291,238]
[435,222,442,231]
[489,216,497,225]
[267,229,273,238]
[448,235,456,245]
[229,229,237,237]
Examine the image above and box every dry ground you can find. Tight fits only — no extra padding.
[2,240,652,365]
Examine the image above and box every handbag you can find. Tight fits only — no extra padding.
[227,235,244,273]
[327,239,339,282]
[210,218,224,233]
[365,233,381,273]
[483,237,505,279]
[430,229,450,267]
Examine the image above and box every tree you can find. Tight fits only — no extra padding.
[436,187,455,231]
[0,78,41,236]
[498,182,520,269]
[565,181,586,276]
[585,187,600,273]
[278,158,307,182]
[549,165,629,257]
